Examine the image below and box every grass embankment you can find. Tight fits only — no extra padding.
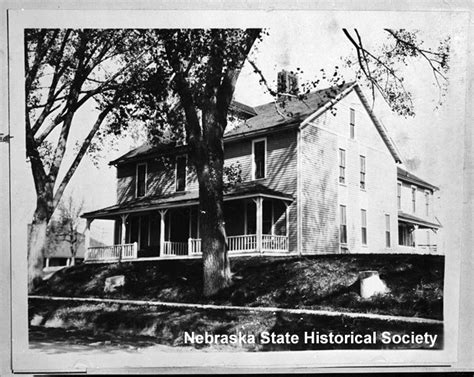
[34,254,444,320]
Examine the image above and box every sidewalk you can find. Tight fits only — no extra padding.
[29,295,443,325]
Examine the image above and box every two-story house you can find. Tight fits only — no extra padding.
[81,78,441,262]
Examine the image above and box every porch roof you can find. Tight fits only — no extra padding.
[398,211,442,229]
[81,182,293,220]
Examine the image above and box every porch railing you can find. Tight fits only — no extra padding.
[417,244,438,254]
[85,234,289,262]
[188,238,202,255]
[397,244,439,254]
[162,241,188,256]
[85,242,137,262]
[262,234,288,252]
[227,234,257,252]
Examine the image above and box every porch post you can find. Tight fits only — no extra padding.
[255,197,263,253]
[285,202,290,252]
[159,209,168,255]
[85,219,93,259]
[120,214,128,262]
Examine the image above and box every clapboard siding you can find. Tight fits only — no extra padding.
[224,129,298,252]
[301,91,398,254]
[300,115,339,254]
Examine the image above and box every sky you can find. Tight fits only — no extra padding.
[13,10,469,249]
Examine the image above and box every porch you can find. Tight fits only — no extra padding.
[397,211,441,255]
[82,184,293,262]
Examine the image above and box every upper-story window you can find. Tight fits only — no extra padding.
[136,163,147,198]
[350,108,355,139]
[175,156,187,192]
[360,155,366,190]
[397,182,402,210]
[425,191,430,216]
[339,149,346,184]
[411,186,417,213]
[340,205,347,244]
[252,138,266,180]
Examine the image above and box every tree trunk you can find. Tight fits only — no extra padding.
[28,198,52,292]
[197,154,231,297]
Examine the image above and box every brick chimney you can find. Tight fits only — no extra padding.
[277,69,299,96]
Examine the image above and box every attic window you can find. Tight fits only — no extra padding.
[136,163,147,198]
[252,138,266,180]
[176,156,187,192]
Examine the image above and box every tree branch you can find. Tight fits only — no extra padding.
[52,105,113,208]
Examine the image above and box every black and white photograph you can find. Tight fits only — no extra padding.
[2,2,474,374]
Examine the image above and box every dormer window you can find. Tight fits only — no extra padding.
[136,163,147,198]
[252,138,266,180]
[176,155,187,192]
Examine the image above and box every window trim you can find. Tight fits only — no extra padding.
[339,148,346,184]
[350,108,355,139]
[252,137,267,180]
[360,155,366,190]
[175,155,187,192]
[361,209,367,246]
[135,162,148,198]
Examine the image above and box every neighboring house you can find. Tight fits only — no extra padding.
[82,76,441,262]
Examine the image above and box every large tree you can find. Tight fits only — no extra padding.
[25,27,449,296]
[25,29,153,290]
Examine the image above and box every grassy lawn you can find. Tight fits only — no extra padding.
[33,254,444,319]
[29,299,443,351]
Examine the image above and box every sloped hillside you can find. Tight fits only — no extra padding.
[33,254,444,319]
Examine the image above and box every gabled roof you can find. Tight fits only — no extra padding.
[397,167,439,191]
[82,182,293,220]
[225,82,355,139]
[110,81,403,165]
[109,142,189,166]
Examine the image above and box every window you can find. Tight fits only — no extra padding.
[136,163,147,198]
[339,149,346,184]
[176,156,187,192]
[385,214,391,247]
[397,182,402,210]
[360,155,366,189]
[411,187,417,213]
[340,205,347,244]
[425,191,430,216]
[252,139,266,179]
[350,108,355,139]
[361,209,367,245]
